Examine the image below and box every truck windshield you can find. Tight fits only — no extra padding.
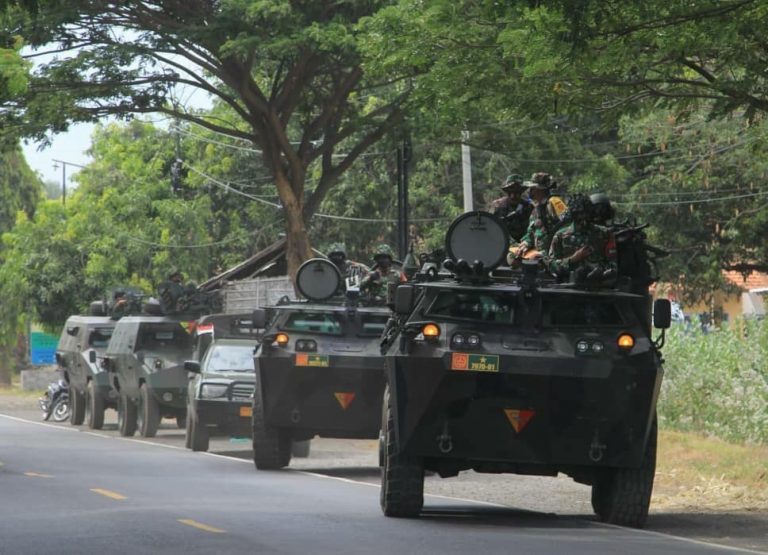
[89,328,113,348]
[282,312,344,335]
[135,323,194,351]
[427,291,516,323]
[205,345,255,373]
[543,296,625,327]
[359,313,389,337]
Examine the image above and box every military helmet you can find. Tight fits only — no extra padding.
[525,171,555,190]
[501,173,525,192]
[567,193,593,219]
[327,242,347,257]
[167,269,184,281]
[373,244,395,261]
[590,192,615,222]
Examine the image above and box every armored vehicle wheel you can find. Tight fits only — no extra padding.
[117,393,137,437]
[176,414,186,429]
[291,440,311,458]
[69,387,86,425]
[380,386,424,518]
[252,391,291,470]
[137,383,160,438]
[591,417,657,528]
[189,413,210,452]
[85,381,105,430]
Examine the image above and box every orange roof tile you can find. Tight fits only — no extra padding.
[722,270,768,291]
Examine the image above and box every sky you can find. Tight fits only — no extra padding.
[22,123,94,187]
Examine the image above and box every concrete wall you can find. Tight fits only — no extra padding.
[20,366,60,391]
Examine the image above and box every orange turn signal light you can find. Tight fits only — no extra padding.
[275,332,290,346]
[422,323,441,340]
[617,333,635,350]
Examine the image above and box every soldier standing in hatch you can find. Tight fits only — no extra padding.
[360,244,405,303]
[547,194,617,285]
[590,193,615,227]
[512,172,568,262]
[327,243,368,280]
[489,174,532,243]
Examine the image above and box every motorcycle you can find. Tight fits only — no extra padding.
[39,380,70,422]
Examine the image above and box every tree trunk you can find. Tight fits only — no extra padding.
[0,344,12,386]
[273,172,314,283]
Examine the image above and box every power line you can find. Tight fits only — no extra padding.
[614,190,768,206]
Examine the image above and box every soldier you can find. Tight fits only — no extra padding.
[489,174,532,242]
[360,244,405,302]
[327,243,367,280]
[547,194,617,285]
[512,172,568,262]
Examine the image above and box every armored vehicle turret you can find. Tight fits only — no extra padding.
[379,211,671,528]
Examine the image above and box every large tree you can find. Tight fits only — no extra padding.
[2,0,412,277]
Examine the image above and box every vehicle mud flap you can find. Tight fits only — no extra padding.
[86,380,105,430]
[381,385,424,517]
[592,415,657,528]
[69,387,85,425]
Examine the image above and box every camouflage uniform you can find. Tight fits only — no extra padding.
[518,173,568,254]
[327,242,368,282]
[547,194,617,284]
[489,174,532,242]
[360,244,404,302]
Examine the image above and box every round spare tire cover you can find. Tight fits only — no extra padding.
[296,258,342,301]
[445,211,509,271]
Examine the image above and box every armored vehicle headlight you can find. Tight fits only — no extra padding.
[617,333,635,351]
[154,359,164,369]
[591,341,604,354]
[467,334,481,347]
[200,383,229,399]
[452,333,465,347]
[275,333,290,347]
[295,339,317,352]
[422,323,441,341]
[576,340,590,354]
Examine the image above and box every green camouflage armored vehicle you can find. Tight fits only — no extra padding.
[250,258,390,469]
[56,306,116,429]
[183,313,260,452]
[104,312,196,437]
[379,211,671,528]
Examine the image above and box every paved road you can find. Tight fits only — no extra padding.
[1,412,760,555]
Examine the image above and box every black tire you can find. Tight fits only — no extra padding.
[184,406,193,449]
[252,387,290,470]
[69,387,85,425]
[189,413,210,452]
[137,383,160,438]
[592,417,658,528]
[117,392,137,437]
[85,381,105,430]
[380,385,424,517]
[291,440,311,458]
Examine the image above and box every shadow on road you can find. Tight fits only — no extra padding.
[646,511,768,551]
[296,466,381,479]
[420,505,588,529]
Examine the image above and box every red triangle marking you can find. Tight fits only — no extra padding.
[504,409,535,433]
[334,392,356,410]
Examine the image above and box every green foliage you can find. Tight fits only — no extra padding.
[660,321,768,445]
[0,145,42,232]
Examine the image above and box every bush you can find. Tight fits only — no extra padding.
[658,319,768,445]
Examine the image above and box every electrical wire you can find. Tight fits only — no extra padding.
[614,190,768,206]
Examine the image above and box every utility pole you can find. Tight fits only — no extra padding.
[396,135,411,260]
[461,130,473,212]
[52,159,86,206]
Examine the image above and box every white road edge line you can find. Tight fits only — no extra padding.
[3,412,765,553]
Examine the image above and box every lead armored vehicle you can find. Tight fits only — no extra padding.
[380,211,671,528]
[250,258,390,469]
[56,308,115,429]
[184,313,260,452]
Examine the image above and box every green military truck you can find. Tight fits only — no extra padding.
[250,258,390,470]
[379,211,671,528]
[56,309,116,429]
[184,313,260,452]
[104,314,196,437]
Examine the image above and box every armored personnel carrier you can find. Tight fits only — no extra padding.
[250,258,390,469]
[184,313,260,452]
[56,306,116,429]
[379,211,671,528]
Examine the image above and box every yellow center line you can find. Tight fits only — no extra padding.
[90,488,127,500]
[24,472,53,478]
[177,519,226,534]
